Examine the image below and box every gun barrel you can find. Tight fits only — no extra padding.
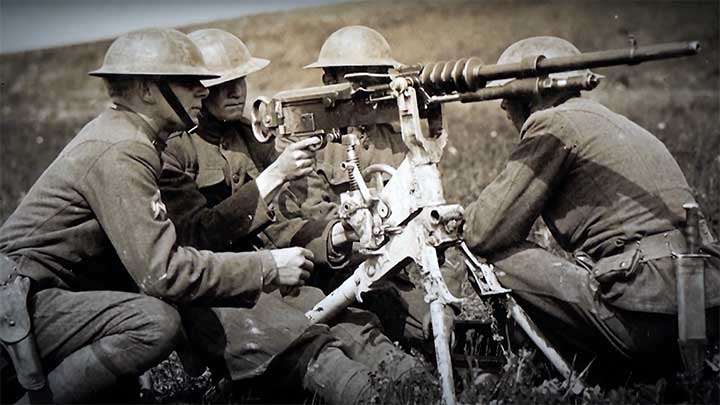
[480,41,700,80]
[430,73,603,104]
[420,41,700,93]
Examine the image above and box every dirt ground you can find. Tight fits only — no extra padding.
[1,0,718,403]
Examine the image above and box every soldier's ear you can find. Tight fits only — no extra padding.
[139,80,158,105]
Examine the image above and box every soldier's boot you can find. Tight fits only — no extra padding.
[303,346,377,405]
[329,309,430,383]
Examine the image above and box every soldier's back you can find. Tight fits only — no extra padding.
[525,97,694,259]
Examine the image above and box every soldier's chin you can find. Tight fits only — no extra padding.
[222,106,244,121]
[168,115,198,132]
[189,108,202,121]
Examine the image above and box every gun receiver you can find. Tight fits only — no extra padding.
[251,39,700,405]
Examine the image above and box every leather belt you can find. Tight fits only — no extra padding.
[622,229,686,262]
[593,229,685,287]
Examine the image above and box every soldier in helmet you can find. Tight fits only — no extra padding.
[297,26,407,220]
[159,29,430,404]
[463,36,719,381]
[0,28,313,403]
[285,25,461,352]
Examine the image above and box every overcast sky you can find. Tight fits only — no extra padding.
[0,0,346,54]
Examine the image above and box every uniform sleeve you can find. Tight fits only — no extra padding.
[464,111,574,255]
[83,141,274,305]
[286,166,340,220]
[260,186,349,268]
[160,136,274,251]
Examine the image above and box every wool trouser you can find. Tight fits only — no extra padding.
[489,242,719,382]
[9,288,180,403]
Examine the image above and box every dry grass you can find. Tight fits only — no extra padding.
[1,0,718,403]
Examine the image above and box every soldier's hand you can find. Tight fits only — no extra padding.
[268,137,320,182]
[268,247,314,288]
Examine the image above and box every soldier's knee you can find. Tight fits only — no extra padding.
[125,296,181,363]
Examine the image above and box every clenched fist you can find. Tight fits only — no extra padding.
[267,247,314,290]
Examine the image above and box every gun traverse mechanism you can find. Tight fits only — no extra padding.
[252,40,700,405]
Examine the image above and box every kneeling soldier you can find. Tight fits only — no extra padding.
[463,36,719,382]
[0,28,309,403]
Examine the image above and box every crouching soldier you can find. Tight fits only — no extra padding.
[0,28,311,403]
[159,29,430,404]
[463,36,720,382]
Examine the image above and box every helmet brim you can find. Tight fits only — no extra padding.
[200,57,270,88]
[88,70,220,80]
[303,57,402,69]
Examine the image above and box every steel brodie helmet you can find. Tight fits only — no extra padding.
[188,29,270,88]
[304,25,402,69]
[89,28,217,79]
[489,36,593,87]
[90,28,219,133]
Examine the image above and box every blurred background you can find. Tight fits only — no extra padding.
[1,0,718,237]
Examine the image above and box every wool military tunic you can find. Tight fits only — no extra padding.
[463,97,720,314]
[0,106,274,305]
[159,114,351,379]
[160,115,345,264]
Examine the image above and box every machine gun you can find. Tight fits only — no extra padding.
[251,40,700,405]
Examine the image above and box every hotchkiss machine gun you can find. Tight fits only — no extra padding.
[251,40,700,404]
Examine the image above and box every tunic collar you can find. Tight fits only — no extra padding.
[110,103,167,151]
[197,112,228,145]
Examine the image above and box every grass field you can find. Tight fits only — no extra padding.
[1,0,718,402]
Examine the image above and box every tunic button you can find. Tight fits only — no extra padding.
[232,174,240,183]
[247,214,254,221]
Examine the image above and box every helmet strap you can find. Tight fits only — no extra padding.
[155,80,198,134]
